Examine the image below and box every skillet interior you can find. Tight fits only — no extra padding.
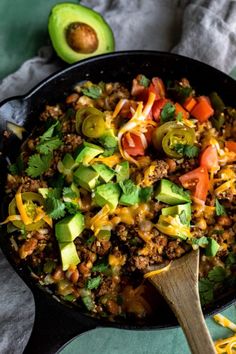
[0,51,235,333]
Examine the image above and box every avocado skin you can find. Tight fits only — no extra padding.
[94,182,121,210]
[59,242,80,271]
[55,212,85,242]
[155,179,191,205]
[48,3,115,64]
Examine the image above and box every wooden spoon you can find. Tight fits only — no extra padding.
[145,249,216,354]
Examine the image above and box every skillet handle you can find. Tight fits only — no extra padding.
[23,289,96,354]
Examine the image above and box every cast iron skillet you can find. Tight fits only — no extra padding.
[0,51,235,354]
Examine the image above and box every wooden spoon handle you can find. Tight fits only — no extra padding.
[158,281,216,354]
[149,250,216,354]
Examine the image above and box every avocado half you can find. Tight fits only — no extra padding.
[48,3,115,64]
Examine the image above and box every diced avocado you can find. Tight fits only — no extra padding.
[62,153,76,169]
[205,238,220,257]
[55,212,85,242]
[156,214,191,240]
[92,163,115,183]
[94,182,121,210]
[74,165,99,191]
[48,3,115,65]
[119,186,140,206]
[161,203,191,225]
[74,142,104,165]
[155,179,191,205]
[38,188,49,198]
[116,161,129,182]
[59,242,80,271]
[57,153,77,182]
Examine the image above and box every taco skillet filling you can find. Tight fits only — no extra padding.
[1,75,236,320]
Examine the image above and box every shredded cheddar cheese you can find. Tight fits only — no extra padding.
[144,262,171,279]
[213,314,236,354]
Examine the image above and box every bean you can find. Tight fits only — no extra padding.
[217,216,232,226]
[166,158,177,173]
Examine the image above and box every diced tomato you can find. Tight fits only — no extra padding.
[152,98,170,121]
[179,166,210,202]
[145,126,155,144]
[200,145,219,171]
[183,96,197,112]
[225,140,236,153]
[174,102,189,120]
[148,77,165,100]
[122,133,145,156]
[190,96,214,123]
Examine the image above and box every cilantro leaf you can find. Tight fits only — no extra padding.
[65,202,80,215]
[208,266,226,283]
[36,121,62,155]
[174,144,199,158]
[176,112,183,122]
[170,184,190,201]
[119,179,137,195]
[81,85,102,99]
[160,102,176,124]
[225,252,236,266]
[8,155,24,175]
[86,276,101,290]
[138,75,150,88]
[40,121,60,140]
[26,153,52,178]
[92,260,109,273]
[45,197,66,219]
[139,186,153,202]
[215,199,227,216]
[98,135,118,157]
[63,187,77,199]
[191,236,209,247]
[36,137,62,155]
[199,278,214,305]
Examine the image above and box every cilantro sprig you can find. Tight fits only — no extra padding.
[26,153,52,178]
[199,266,226,305]
[160,102,176,124]
[81,85,102,99]
[215,199,227,216]
[36,121,62,155]
[174,144,199,158]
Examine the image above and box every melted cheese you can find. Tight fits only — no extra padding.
[144,262,171,279]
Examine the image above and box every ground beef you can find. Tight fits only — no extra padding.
[6,175,47,193]
[62,133,83,153]
[165,240,186,260]
[132,255,150,270]
[39,105,63,121]
[139,160,169,187]
[90,240,111,256]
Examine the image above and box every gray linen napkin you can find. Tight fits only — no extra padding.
[0,1,236,353]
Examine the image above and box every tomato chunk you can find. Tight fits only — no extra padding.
[152,98,169,120]
[148,77,165,100]
[179,166,210,202]
[200,145,219,171]
[225,140,236,153]
[122,133,145,156]
[190,96,214,123]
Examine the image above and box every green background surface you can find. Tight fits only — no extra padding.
[0,1,235,353]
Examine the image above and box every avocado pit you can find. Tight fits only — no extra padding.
[66,22,98,54]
